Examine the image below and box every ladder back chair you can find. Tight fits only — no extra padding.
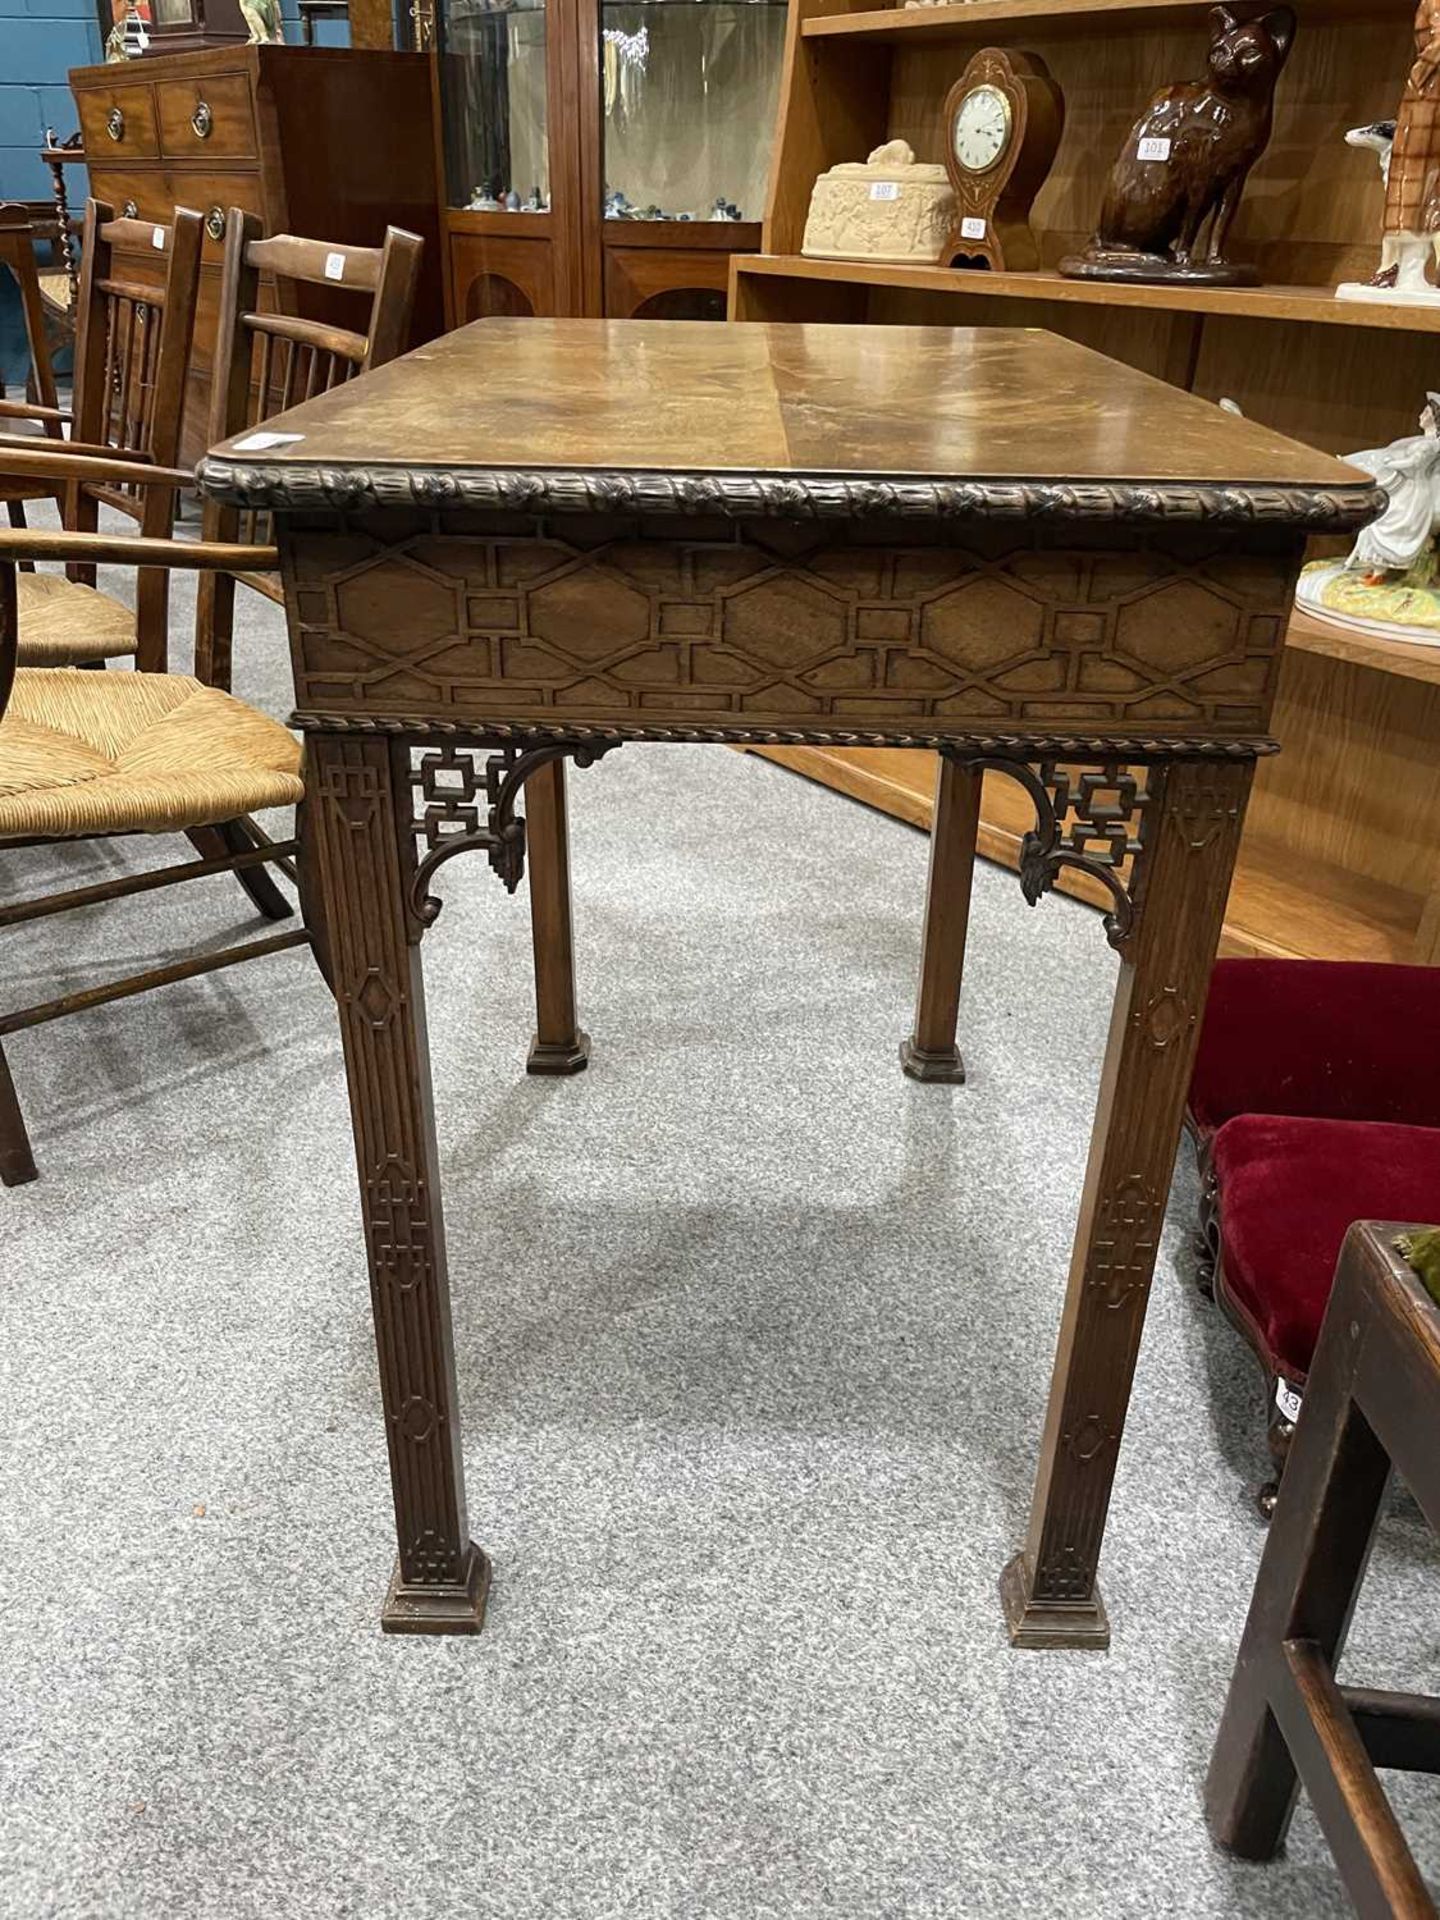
[196,213,424,690]
[0,199,203,672]
[0,206,65,547]
[0,446,309,1190]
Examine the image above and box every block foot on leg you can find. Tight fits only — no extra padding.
[526,1029,590,1076]
[899,1037,966,1083]
[382,1542,492,1636]
[1000,1552,1110,1651]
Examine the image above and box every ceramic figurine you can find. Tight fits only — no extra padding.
[1061,5,1296,287]
[802,139,956,265]
[1296,395,1440,642]
[503,189,521,212]
[240,0,284,42]
[105,0,150,59]
[1338,2,1440,305]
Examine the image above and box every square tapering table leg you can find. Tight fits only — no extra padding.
[1003,757,1254,1648]
[524,757,590,1077]
[309,732,490,1635]
[901,755,982,1085]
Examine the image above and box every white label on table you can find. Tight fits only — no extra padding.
[324,250,347,281]
[151,225,166,251]
[869,181,900,202]
[1275,1378,1303,1423]
[1137,136,1172,163]
[229,430,307,453]
[960,216,987,241]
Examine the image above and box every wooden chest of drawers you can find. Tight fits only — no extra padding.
[71,45,443,462]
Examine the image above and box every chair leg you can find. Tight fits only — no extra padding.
[6,499,35,572]
[0,1041,38,1187]
[186,821,293,923]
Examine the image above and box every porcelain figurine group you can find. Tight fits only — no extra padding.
[1298,394,1440,643]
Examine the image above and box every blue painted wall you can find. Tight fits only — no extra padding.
[0,3,350,379]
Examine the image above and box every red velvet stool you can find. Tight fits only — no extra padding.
[1188,959,1440,1514]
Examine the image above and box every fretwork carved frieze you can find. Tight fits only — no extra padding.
[283,515,1297,743]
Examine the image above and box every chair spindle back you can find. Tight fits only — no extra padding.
[66,201,204,667]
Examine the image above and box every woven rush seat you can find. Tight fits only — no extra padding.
[0,668,303,840]
[35,268,72,314]
[15,569,138,665]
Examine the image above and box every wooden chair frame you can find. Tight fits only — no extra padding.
[0,446,310,1189]
[197,212,424,690]
[0,200,203,671]
[1207,1219,1440,1918]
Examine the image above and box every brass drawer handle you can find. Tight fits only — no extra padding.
[206,206,227,242]
[106,107,125,141]
[122,199,139,219]
[192,101,213,139]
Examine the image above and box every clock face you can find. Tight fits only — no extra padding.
[953,84,1013,175]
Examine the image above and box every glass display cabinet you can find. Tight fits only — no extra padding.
[428,0,785,320]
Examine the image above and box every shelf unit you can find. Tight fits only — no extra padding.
[735,253,1440,335]
[728,0,1440,965]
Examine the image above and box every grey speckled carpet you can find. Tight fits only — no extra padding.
[3,546,1438,1920]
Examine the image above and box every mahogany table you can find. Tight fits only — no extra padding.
[198,320,1378,1645]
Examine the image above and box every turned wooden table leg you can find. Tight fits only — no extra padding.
[309,731,490,1634]
[1002,757,1253,1648]
[524,758,589,1076]
[901,754,982,1084]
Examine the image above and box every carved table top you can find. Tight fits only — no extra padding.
[199,319,1375,528]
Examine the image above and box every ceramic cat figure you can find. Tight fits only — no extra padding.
[1063,5,1296,286]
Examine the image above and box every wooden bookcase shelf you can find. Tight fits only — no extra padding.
[802,0,1417,46]
[730,0,1440,965]
[734,253,1440,335]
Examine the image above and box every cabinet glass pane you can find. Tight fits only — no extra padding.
[601,0,786,225]
[439,0,550,213]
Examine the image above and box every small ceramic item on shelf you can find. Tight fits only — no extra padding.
[710,197,745,222]
[240,0,284,42]
[941,47,1063,271]
[503,190,522,212]
[469,180,503,212]
[1296,394,1440,644]
[105,0,150,59]
[1338,3,1440,306]
[1060,5,1295,288]
[801,140,955,265]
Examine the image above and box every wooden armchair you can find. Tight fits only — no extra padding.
[196,213,424,688]
[0,200,203,673]
[0,444,308,1189]
[0,206,66,542]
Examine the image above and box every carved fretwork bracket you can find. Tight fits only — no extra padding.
[945,753,1154,952]
[407,738,617,935]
